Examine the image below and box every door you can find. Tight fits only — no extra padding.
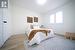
[0,0,8,47]
[0,8,3,47]
[3,8,9,43]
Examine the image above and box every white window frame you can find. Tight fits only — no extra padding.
[50,11,63,24]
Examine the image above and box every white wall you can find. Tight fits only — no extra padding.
[9,0,75,35]
[11,3,42,34]
[41,0,75,35]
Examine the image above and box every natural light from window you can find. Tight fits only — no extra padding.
[50,14,55,23]
[56,11,63,23]
[50,11,63,23]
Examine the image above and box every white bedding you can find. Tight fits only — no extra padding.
[27,29,55,46]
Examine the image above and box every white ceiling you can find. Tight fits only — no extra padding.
[11,0,71,14]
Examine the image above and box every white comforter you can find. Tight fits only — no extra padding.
[28,29,54,46]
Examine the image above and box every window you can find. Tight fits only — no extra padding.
[56,11,63,23]
[50,14,55,23]
[50,11,63,23]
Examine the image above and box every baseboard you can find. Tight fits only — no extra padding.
[54,33,64,37]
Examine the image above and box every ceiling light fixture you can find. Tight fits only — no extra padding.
[36,0,47,5]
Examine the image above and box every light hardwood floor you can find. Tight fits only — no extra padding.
[0,34,27,50]
[1,34,75,50]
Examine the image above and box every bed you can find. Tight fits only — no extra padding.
[25,24,54,45]
[26,28,54,46]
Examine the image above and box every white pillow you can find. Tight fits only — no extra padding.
[33,25,39,29]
